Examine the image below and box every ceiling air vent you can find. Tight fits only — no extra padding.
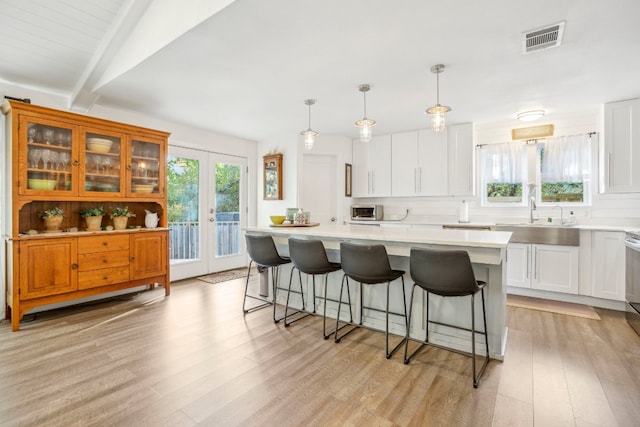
[522,21,565,54]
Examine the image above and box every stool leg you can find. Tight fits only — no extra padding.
[473,288,490,388]
[284,267,313,327]
[334,276,358,343]
[272,266,280,323]
[243,261,273,314]
[471,293,477,386]
[403,283,417,363]
[385,277,408,359]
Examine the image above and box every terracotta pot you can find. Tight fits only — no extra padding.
[85,215,103,231]
[112,216,128,230]
[43,215,63,232]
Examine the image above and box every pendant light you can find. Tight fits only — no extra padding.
[300,99,318,150]
[355,84,376,143]
[425,64,451,134]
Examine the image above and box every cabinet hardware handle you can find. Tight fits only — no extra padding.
[72,159,79,166]
[103,258,108,263]
[607,153,611,187]
[130,256,135,261]
[71,263,78,269]
[103,276,108,280]
[126,164,132,170]
[526,246,529,279]
[103,241,108,246]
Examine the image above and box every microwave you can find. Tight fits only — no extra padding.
[351,205,384,221]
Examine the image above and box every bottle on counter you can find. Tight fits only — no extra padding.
[459,200,470,223]
[568,211,577,225]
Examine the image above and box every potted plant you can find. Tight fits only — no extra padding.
[40,207,64,232]
[80,206,105,231]
[109,206,136,230]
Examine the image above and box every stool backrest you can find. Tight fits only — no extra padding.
[340,241,394,284]
[288,238,331,274]
[245,234,284,267]
[410,248,479,296]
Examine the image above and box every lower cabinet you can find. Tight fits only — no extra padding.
[590,231,625,300]
[506,243,579,294]
[11,229,169,331]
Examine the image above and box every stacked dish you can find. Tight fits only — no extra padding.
[86,138,113,153]
[28,179,57,190]
[132,184,155,193]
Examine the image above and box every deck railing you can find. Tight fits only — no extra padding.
[169,219,240,261]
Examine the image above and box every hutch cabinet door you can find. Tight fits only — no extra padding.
[80,127,126,196]
[18,238,78,299]
[127,137,166,198]
[18,115,77,196]
[130,232,168,280]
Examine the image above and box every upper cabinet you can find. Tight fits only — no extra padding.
[352,134,391,197]
[389,123,474,197]
[602,98,640,193]
[12,102,166,203]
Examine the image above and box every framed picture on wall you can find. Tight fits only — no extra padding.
[345,163,352,197]
[264,153,283,200]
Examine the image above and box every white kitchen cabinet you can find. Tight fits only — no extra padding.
[447,123,475,196]
[390,127,464,197]
[602,98,640,193]
[506,243,579,294]
[591,231,625,301]
[352,134,391,197]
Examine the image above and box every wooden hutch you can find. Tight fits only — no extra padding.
[2,100,170,331]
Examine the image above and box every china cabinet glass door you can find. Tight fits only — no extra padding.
[81,129,124,196]
[128,138,165,197]
[19,116,75,195]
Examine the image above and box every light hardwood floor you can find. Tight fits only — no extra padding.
[1,275,639,427]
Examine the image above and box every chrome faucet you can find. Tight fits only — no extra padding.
[529,196,537,224]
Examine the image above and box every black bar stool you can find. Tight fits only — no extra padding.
[404,247,490,388]
[335,241,408,359]
[286,238,345,337]
[243,234,291,323]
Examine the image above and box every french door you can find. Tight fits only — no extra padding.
[168,146,247,281]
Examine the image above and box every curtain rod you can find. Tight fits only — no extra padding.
[476,131,597,148]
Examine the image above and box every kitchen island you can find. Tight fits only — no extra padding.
[244,224,512,359]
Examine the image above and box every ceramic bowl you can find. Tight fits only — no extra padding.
[27,178,56,190]
[133,184,155,193]
[270,215,286,225]
[86,138,113,153]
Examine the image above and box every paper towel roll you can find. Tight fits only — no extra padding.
[459,200,469,223]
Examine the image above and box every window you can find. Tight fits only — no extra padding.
[480,143,526,205]
[539,135,591,204]
[480,134,591,206]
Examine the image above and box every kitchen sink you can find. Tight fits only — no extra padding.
[491,224,580,246]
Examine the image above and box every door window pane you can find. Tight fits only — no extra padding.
[215,162,241,257]
[168,156,200,261]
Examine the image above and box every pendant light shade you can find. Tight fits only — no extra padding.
[425,64,451,134]
[300,99,318,150]
[355,84,376,143]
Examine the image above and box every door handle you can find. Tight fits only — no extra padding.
[209,218,215,222]
[330,217,336,222]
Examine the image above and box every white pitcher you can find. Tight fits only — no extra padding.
[145,210,159,228]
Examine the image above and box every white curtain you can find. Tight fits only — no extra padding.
[481,143,525,183]
[541,134,591,182]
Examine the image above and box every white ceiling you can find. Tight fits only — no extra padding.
[1,0,640,142]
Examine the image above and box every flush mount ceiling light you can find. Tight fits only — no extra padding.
[517,110,545,122]
[300,99,318,150]
[355,84,376,143]
[425,64,451,134]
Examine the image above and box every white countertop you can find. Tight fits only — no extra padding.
[245,224,512,249]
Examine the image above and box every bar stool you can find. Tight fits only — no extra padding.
[243,234,291,323]
[404,247,490,388]
[286,238,345,337]
[335,241,408,359]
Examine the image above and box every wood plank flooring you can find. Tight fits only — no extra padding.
[1,275,639,426]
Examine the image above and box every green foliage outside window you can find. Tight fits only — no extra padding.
[486,183,522,203]
[167,158,199,222]
[541,182,583,202]
[215,163,240,214]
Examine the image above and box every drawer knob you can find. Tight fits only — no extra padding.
[71,263,78,269]
[103,258,108,263]
[103,241,108,246]
[130,256,135,261]
[103,276,108,280]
